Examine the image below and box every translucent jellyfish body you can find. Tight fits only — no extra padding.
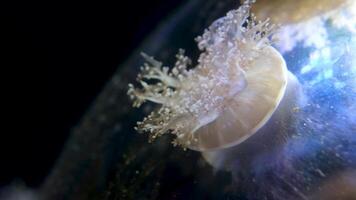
[128,1,303,151]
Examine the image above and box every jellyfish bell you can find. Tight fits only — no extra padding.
[202,66,304,170]
[187,45,304,151]
[199,46,305,169]
[128,0,305,166]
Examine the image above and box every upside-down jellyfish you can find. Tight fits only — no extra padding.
[128,0,303,151]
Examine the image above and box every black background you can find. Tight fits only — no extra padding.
[1,0,183,188]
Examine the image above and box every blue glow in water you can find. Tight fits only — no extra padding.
[292,25,355,162]
[285,24,355,159]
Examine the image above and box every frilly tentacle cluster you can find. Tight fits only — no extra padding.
[128,0,277,148]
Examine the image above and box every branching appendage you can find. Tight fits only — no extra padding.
[128,50,189,108]
[128,0,277,148]
[128,50,194,144]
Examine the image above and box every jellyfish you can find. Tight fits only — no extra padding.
[128,0,304,153]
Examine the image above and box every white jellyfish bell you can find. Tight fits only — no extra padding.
[128,0,305,169]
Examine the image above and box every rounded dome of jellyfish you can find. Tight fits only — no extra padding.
[128,0,356,199]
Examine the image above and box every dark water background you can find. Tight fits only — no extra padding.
[0,0,185,188]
